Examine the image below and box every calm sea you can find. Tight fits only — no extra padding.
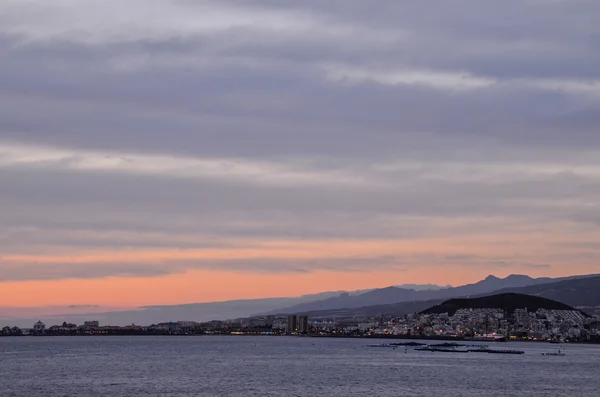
[0,336,598,396]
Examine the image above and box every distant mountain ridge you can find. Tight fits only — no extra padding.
[259,274,586,316]
[0,283,448,328]
[486,276,600,308]
[3,275,597,327]
[288,275,600,320]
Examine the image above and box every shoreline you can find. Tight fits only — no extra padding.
[1,333,598,345]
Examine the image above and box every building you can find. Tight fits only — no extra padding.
[298,316,309,333]
[33,321,46,332]
[84,321,100,329]
[287,315,298,333]
[287,315,309,333]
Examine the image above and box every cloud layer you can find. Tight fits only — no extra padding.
[1,0,599,292]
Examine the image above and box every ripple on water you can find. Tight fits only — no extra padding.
[0,336,598,397]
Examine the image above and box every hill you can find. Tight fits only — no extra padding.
[421,293,584,316]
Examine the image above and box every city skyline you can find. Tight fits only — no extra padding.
[1,0,600,313]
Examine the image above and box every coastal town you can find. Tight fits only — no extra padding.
[4,306,600,343]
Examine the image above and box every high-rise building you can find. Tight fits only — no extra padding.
[298,315,309,333]
[287,315,309,334]
[287,315,298,333]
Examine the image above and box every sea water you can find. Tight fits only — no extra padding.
[0,336,598,396]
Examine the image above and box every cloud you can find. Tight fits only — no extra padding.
[522,263,553,270]
[0,141,369,188]
[67,305,100,309]
[445,255,481,262]
[444,256,554,271]
[488,262,552,270]
[323,65,496,91]
[0,0,405,48]
[324,64,600,97]
[1,0,599,286]
[0,261,173,282]
[0,255,407,282]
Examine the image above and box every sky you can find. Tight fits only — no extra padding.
[1,0,600,313]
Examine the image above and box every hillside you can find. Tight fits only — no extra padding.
[291,299,443,320]
[421,293,583,316]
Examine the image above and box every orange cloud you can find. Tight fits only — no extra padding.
[2,225,599,308]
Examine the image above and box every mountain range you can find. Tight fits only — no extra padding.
[289,275,600,320]
[2,275,598,327]
[0,283,447,328]
[258,274,591,316]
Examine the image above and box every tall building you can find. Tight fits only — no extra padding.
[298,315,309,333]
[287,315,309,334]
[33,321,46,332]
[287,315,298,333]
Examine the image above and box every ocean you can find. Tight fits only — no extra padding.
[0,336,598,396]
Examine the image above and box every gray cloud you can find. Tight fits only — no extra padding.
[488,262,552,270]
[0,262,173,282]
[0,256,407,282]
[67,305,100,309]
[0,0,599,282]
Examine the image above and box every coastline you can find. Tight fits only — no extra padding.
[1,332,598,345]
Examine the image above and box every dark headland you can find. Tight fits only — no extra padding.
[421,292,588,317]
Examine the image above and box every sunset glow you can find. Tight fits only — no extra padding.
[1,0,599,322]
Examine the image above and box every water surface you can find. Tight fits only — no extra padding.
[0,336,597,396]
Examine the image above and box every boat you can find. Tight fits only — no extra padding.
[473,333,508,342]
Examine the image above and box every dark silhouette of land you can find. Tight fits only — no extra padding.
[421,292,586,316]
[260,274,599,316]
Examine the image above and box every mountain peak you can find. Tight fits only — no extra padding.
[484,275,501,281]
[504,274,533,280]
[484,274,533,282]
